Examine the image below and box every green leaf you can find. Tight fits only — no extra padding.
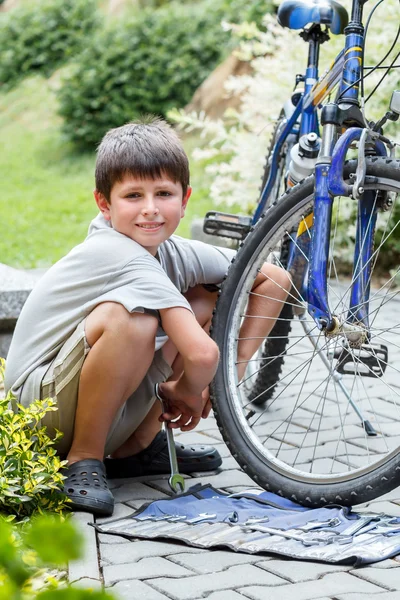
[25,516,83,564]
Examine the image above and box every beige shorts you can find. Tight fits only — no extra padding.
[37,320,173,457]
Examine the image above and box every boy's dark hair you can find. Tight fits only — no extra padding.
[95,116,190,201]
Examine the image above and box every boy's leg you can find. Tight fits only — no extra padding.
[236,264,292,381]
[109,284,218,459]
[107,266,291,461]
[66,302,158,465]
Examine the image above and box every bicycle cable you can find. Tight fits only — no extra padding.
[337,0,400,101]
[365,50,400,103]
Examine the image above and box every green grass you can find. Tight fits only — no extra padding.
[0,75,96,268]
[0,75,229,268]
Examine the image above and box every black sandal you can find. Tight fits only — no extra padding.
[104,431,222,479]
[63,459,114,516]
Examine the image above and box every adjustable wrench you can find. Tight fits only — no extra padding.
[155,383,185,494]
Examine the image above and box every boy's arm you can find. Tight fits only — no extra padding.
[158,306,219,431]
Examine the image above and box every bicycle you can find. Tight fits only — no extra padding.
[203,0,400,506]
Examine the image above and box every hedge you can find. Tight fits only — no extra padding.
[0,0,99,91]
[58,0,274,148]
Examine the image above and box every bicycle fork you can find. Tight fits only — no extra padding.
[307,126,379,340]
[286,125,385,434]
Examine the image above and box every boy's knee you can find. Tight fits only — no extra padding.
[184,284,218,326]
[258,263,292,294]
[85,302,158,347]
[270,264,292,294]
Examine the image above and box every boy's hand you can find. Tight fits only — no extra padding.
[201,386,212,419]
[158,380,209,431]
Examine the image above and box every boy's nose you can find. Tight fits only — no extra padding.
[141,198,159,215]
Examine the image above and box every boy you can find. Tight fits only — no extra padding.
[5,117,290,517]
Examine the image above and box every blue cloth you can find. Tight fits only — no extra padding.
[96,484,400,566]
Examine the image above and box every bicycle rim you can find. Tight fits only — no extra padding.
[212,158,400,504]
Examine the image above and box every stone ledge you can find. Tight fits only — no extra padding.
[0,264,46,325]
[0,264,46,357]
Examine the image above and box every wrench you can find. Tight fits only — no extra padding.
[155,383,185,494]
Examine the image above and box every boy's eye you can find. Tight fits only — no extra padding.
[157,191,172,197]
[126,193,141,199]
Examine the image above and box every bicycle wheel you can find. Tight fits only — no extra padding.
[259,110,297,209]
[211,156,400,506]
[244,112,297,405]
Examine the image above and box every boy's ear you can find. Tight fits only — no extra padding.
[94,190,111,221]
[181,186,192,218]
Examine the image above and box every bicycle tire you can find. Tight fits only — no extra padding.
[245,112,296,405]
[211,156,400,506]
[259,110,293,210]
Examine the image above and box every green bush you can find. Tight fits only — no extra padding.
[221,0,276,27]
[0,515,115,599]
[58,0,236,148]
[0,0,99,91]
[0,359,67,519]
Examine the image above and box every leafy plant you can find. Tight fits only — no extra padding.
[171,0,400,216]
[58,0,238,148]
[0,0,99,91]
[0,514,115,599]
[221,0,275,28]
[0,359,67,518]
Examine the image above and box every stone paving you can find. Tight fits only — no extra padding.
[4,263,400,598]
[69,410,400,600]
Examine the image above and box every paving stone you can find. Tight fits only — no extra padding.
[202,442,232,459]
[205,592,250,600]
[175,430,223,444]
[362,488,400,503]
[360,559,400,569]
[103,556,194,586]
[149,564,285,599]
[70,578,102,590]
[108,580,167,600]
[151,470,255,494]
[98,533,130,545]
[123,499,146,510]
[95,502,133,524]
[256,559,349,582]
[350,566,400,590]
[189,469,222,478]
[336,594,400,600]
[112,482,170,503]
[355,501,400,517]
[238,572,387,600]
[169,549,260,574]
[101,540,205,565]
[196,419,221,434]
[68,512,99,583]
[216,455,242,471]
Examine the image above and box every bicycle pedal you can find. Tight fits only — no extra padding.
[334,343,388,378]
[203,211,252,241]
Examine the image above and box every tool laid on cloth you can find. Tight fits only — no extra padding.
[154,383,185,494]
[94,484,400,566]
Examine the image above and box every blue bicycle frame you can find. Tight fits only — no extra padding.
[256,0,385,335]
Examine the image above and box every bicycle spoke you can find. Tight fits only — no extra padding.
[216,163,400,499]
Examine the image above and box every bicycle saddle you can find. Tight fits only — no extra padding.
[277,0,348,35]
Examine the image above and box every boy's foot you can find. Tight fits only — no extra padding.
[104,431,222,479]
[63,458,114,516]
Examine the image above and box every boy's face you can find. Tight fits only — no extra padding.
[94,174,191,256]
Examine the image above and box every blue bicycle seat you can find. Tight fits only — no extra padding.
[277,0,348,35]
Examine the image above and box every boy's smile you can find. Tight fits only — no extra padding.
[95,175,191,255]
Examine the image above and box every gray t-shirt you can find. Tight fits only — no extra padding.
[5,214,235,401]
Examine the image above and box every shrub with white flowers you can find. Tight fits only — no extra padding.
[170,0,399,213]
